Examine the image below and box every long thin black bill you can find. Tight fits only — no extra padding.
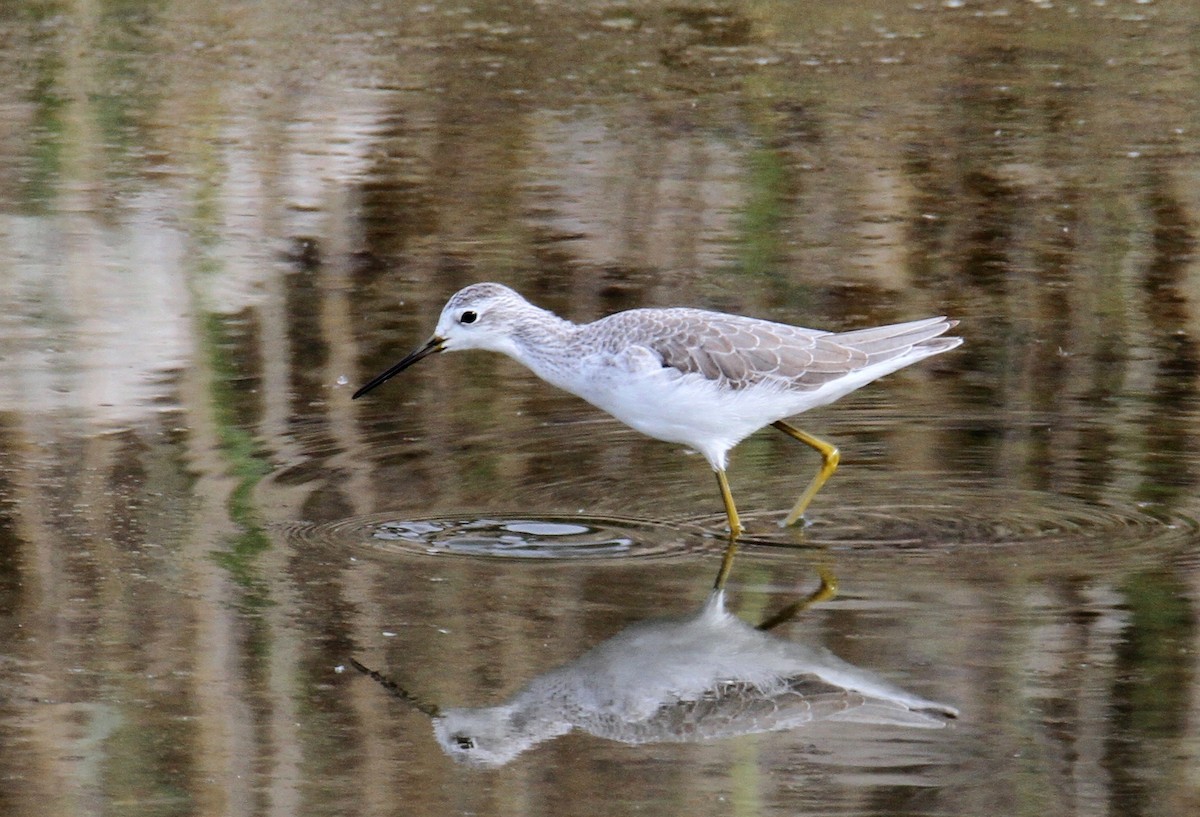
[352,336,444,399]
[348,658,440,718]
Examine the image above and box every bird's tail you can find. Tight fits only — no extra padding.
[833,317,961,366]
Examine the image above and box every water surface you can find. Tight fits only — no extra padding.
[1,1,1199,816]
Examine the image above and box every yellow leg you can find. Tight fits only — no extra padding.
[756,567,839,632]
[713,539,738,591]
[715,468,745,537]
[772,420,840,526]
[712,469,743,590]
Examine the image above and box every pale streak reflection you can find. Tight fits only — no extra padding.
[353,574,957,768]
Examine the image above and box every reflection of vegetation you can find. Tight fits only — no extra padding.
[0,427,21,641]
[22,51,66,212]
[737,145,789,278]
[181,106,273,605]
[202,310,273,608]
[1136,173,1199,507]
[102,690,197,816]
[16,0,166,210]
[1114,571,1193,739]
[1110,570,1194,814]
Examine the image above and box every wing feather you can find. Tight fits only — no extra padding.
[584,308,957,392]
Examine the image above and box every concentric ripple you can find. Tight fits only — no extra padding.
[283,493,1199,563]
[284,513,713,561]
[717,492,1200,552]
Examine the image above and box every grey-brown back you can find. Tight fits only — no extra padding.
[581,309,958,392]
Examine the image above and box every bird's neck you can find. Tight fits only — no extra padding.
[506,306,579,378]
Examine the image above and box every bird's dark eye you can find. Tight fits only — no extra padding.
[454,734,475,750]
[459,310,478,325]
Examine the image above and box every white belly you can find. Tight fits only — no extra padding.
[547,351,802,470]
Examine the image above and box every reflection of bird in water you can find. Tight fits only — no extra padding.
[351,578,958,768]
[353,283,961,550]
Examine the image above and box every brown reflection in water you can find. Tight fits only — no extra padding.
[893,36,1200,514]
[0,1,1198,816]
[1136,169,1199,504]
[0,417,215,815]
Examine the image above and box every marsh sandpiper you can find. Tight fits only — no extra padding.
[354,283,960,580]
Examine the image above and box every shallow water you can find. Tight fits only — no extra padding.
[2,1,1200,815]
